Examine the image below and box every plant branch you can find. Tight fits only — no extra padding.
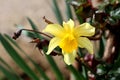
[12,29,52,40]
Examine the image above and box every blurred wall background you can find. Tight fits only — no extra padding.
[0,0,68,79]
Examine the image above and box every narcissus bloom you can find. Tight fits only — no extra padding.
[43,19,95,65]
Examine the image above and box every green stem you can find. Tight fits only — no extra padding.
[82,64,88,80]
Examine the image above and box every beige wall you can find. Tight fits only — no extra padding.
[0,0,57,33]
[0,0,68,79]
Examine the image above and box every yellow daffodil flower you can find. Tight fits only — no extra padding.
[43,19,95,65]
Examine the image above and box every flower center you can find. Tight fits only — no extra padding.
[59,33,78,53]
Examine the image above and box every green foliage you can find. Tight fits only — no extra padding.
[27,18,43,39]
[0,64,21,80]
[0,0,120,80]
[52,0,63,24]
[96,36,106,59]
[45,54,64,80]
[28,18,64,80]
[4,34,49,80]
[65,1,73,20]
[0,34,39,80]
[67,65,85,80]
[110,7,120,22]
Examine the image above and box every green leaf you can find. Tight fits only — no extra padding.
[45,54,64,80]
[112,50,120,70]
[27,18,39,31]
[0,34,39,80]
[76,13,84,23]
[27,18,51,80]
[30,60,50,80]
[74,6,84,23]
[82,65,88,80]
[15,24,36,38]
[0,64,21,80]
[96,36,105,59]
[0,57,13,71]
[27,16,64,80]
[52,0,63,24]
[4,34,49,80]
[110,7,120,19]
[27,17,42,39]
[0,76,2,80]
[67,65,85,80]
[109,0,117,4]
[65,1,73,19]
[25,31,38,38]
[0,57,23,80]
[43,47,64,80]
[0,57,19,76]
[4,34,24,53]
[77,48,88,80]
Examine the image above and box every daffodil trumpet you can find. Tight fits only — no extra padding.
[43,19,95,65]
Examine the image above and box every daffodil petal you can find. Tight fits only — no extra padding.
[74,23,95,37]
[46,37,60,55]
[62,50,76,65]
[63,19,74,31]
[78,37,93,54]
[43,24,65,38]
